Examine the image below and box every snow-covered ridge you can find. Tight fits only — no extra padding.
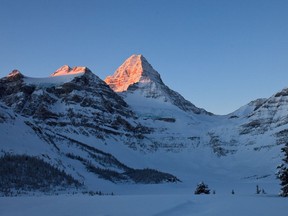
[50,65,89,77]
[3,66,92,87]
[229,98,267,117]
[24,73,85,86]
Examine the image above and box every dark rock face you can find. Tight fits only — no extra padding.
[6,70,24,81]
[0,70,152,146]
[0,69,177,188]
[275,88,288,97]
[240,88,288,135]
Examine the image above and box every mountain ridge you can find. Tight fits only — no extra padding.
[0,55,287,195]
[51,65,90,77]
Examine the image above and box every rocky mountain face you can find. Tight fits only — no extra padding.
[0,66,179,194]
[0,67,142,137]
[240,89,288,135]
[202,89,288,160]
[0,55,287,194]
[105,54,211,115]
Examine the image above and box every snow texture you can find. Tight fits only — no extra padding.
[0,193,287,216]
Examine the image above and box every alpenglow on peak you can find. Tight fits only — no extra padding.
[105,54,211,115]
[51,65,91,77]
[7,69,23,78]
[104,54,163,92]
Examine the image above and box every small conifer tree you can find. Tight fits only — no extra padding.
[256,185,261,194]
[194,181,210,195]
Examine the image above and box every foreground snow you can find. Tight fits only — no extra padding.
[0,193,286,216]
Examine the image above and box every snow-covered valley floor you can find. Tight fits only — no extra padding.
[1,192,286,216]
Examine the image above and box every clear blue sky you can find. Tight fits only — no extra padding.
[1,0,288,114]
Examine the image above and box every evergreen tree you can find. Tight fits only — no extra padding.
[256,185,261,194]
[277,143,288,197]
[194,181,210,195]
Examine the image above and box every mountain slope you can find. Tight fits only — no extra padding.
[105,54,211,115]
[0,67,143,138]
[103,55,286,185]
[0,67,180,194]
[239,88,288,136]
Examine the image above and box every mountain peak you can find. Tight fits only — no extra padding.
[51,65,91,77]
[105,55,211,115]
[7,69,22,76]
[6,69,24,80]
[105,54,162,92]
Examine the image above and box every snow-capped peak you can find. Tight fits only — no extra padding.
[105,54,163,92]
[105,54,211,115]
[51,65,90,77]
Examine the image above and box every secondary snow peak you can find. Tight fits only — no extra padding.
[51,65,91,77]
[104,54,163,92]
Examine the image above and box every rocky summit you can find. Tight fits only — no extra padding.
[105,54,163,92]
[105,54,210,115]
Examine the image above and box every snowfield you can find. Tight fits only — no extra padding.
[0,193,287,216]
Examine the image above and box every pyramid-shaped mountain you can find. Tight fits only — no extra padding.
[105,55,211,115]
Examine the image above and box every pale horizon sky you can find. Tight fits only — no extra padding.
[1,0,288,114]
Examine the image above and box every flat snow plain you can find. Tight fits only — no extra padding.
[1,192,287,216]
